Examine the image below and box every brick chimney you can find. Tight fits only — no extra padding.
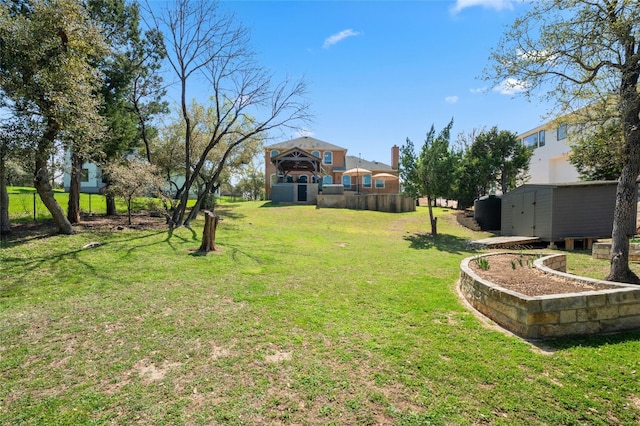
[391,145,399,170]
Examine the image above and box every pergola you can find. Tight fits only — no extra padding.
[271,147,322,181]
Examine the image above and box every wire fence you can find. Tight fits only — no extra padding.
[8,192,256,222]
[8,192,107,221]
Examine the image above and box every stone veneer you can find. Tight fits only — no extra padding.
[459,253,640,339]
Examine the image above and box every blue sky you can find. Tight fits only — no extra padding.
[213,0,544,165]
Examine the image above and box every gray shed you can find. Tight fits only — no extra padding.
[501,181,628,243]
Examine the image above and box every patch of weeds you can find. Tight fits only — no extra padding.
[318,404,334,417]
[474,256,490,271]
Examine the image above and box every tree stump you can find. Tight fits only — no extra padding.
[197,210,221,254]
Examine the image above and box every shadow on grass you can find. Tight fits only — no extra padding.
[1,230,170,298]
[404,232,479,254]
[529,330,640,353]
[259,201,308,208]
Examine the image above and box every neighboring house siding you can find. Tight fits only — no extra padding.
[519,122,580,184]
[63,152,105,194]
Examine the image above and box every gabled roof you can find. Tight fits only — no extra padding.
[266,136,347,152]
[271,147,322,174]
[345,155,394,172]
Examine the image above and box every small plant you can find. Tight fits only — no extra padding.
[474,256,490,271]
[511,260,517,270]
[517,256,524,267]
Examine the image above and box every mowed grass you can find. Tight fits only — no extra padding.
[2,201,640,425]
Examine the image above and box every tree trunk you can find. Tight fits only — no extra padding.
[605,160,640,283]
[34,166,74,235]
[427,195,437,236]
[106,193,117,216]
[0,153,10,235]
[197,210,220,254]
[34,124,74,235]
[67,151,82,224]
[605,66,640,284]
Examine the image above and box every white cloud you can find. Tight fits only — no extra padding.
[323,29,360,49]
[451,0,515,14]
[493,78,528,95]
[470,87,488,94]
[445,96,459,104]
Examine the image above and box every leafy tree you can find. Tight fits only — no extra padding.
[417,119,456,236]
[401,119,455,236]
[148,0,310,229]
[452,127,531,209]
[485,0,640,283]
[569,121,624,181]
[235,159,265,200]
[0,0,108,234]
[69,0,167,220]
[103,159,165,225]
[399,138,421,201]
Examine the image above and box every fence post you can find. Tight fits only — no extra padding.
[33,192,36,221]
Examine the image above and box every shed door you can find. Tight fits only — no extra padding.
[512,191,536,236]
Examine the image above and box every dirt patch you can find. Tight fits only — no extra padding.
[76,213,168,232]
[468,253,616,297]
[3,213,168,242]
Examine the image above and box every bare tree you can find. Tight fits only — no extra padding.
[485,0,640,283]
[147,0,310,229]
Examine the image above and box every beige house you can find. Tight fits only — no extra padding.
[264,136,400,204]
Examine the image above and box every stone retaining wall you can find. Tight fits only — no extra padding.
[593,242,640,261]
[459,253,640,339]
[317,194,416,213]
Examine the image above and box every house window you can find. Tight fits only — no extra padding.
[311,151,320,158]
[375,179,385,189]
[523,133,538,148]
[298,175,308,183]
[557,123,568,140]
[363,174,372,188]
[538,130,545,147]
[323,175,332,184]
[81,168,89,183]
[270,174,278,185]
[286,175,294,183]
[270,150,279,157]
[323,151,333,165]
[342,175,351,188]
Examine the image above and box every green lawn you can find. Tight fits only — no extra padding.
[2,200,640,424]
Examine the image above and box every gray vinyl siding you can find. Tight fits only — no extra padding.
[551,185,617,239]
[500,181,622,242]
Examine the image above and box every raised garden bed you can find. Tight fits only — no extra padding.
[459,252,640,339]
[593,241,640,261]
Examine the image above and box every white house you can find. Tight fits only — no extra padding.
[62,151,105,193]
[518,120,580,184]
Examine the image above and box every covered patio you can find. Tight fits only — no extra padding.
[270,148,322,204]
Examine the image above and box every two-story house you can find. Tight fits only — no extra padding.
[518,120,580,184]
[264,136,399,204]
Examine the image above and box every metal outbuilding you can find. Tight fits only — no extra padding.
[500,181,628,246]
